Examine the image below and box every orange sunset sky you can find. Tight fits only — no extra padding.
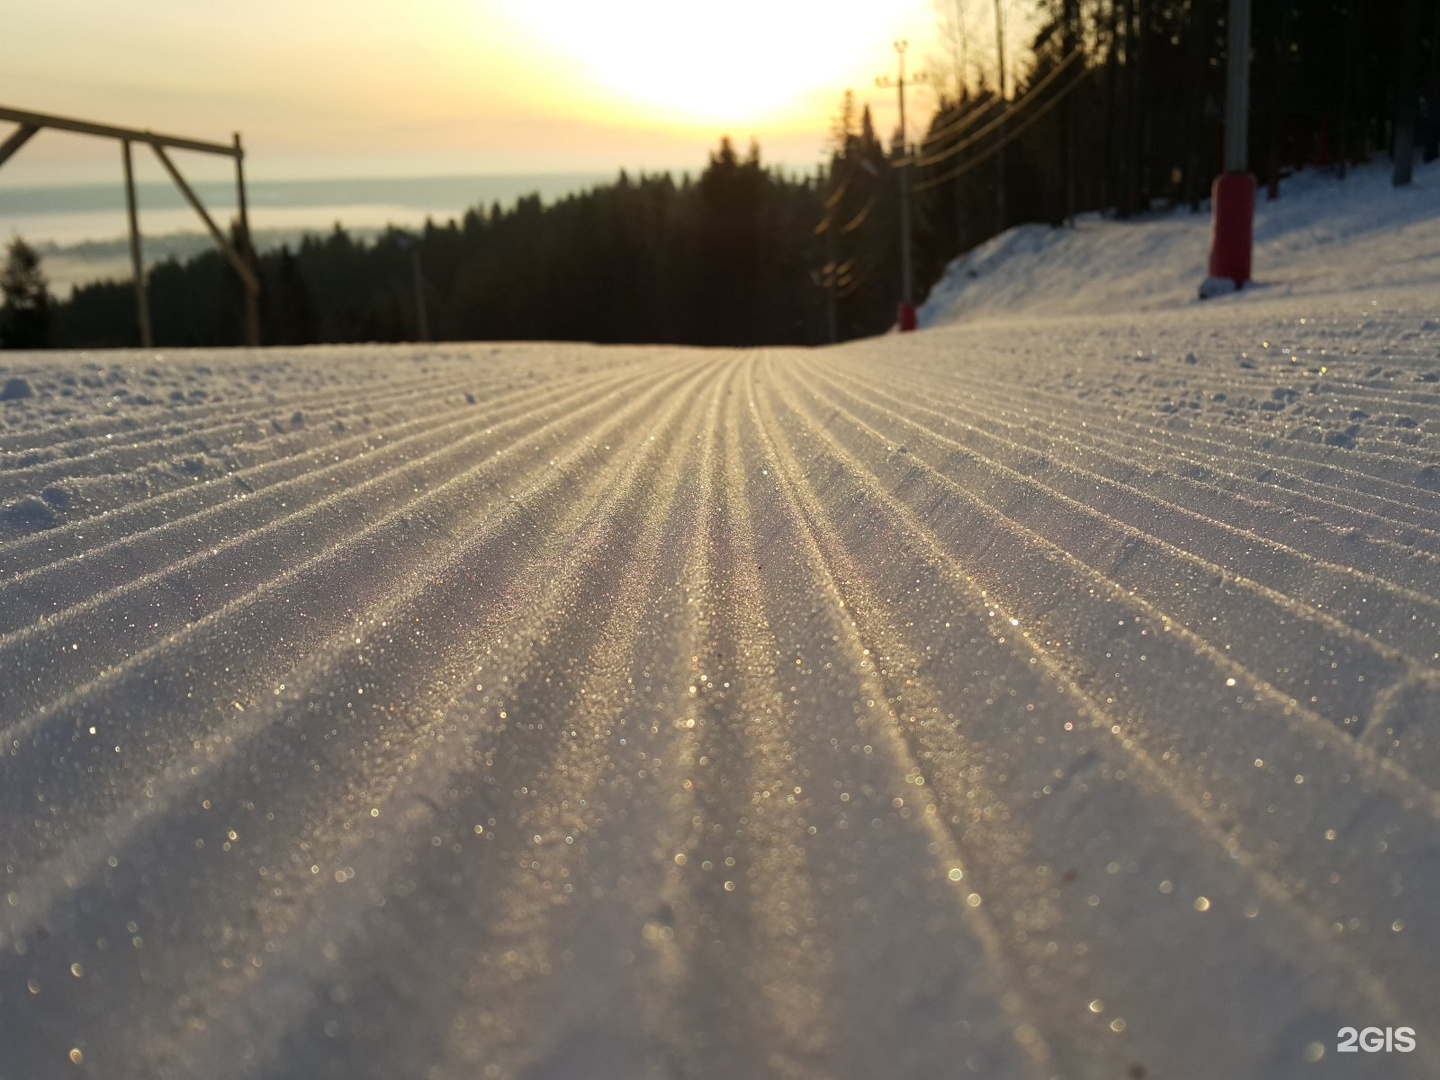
[0,0,1032,184]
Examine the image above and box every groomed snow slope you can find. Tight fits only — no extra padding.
[2,190,1439,1080]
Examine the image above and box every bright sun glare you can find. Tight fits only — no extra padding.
[494,0,918,127]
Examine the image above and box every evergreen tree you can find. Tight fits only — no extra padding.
[819,95,897,340]
[1,237,52,349]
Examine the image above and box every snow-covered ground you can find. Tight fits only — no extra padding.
[920,157,1440,322]
[1,164,1439,1080]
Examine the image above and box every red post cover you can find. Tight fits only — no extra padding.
[1208,172,1257,286]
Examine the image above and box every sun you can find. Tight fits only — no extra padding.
[492,0,923,128]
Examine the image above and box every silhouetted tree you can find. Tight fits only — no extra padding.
[1,237,52,349]
[47,141,843,348]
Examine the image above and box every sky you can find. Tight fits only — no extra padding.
[0,0,1002,187]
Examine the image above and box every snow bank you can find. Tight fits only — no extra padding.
[920,157,1440,325]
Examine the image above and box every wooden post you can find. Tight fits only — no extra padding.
[0,124,38,169]
[0,105,257,345]
[121,139,153,349]
[233,132,261,346]
[150,143,261,345]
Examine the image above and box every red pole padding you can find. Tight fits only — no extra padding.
[1208,172,1256,286]
[898,302,918,332]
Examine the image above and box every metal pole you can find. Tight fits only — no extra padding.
[121,139,153,349]
[233,132,261,346]
[1223,0,1251,173]
[1201,0,1256,295]
[896,40,914,309]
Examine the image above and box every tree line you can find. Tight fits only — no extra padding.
[918,0,1440,264]
[5,134,905,351]
[4,0,1436,351]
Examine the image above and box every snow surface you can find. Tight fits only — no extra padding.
[919,158,1440,323]
[1,165,1439,1080]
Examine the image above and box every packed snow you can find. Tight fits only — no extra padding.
[1,161,1438,1080]
[920,157,1440,322]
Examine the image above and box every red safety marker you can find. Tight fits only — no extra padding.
[1207,172,1256,288]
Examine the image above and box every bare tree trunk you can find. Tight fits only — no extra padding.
[1104,1,1119,211]
[1130,0,1147,210]
[1423,0,1440,162]
[1394,0,1423,184]
[1118,0,1138,216]
[1183,0,1213,209]
[1353,1,1371,161]
[825,215,838,344]
[1337,1,1356,178]
[951,0,971,99]
[1060,0,1080,225]
[952,0,971,249]
[993,0,1008,234]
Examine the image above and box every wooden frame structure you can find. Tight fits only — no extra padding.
[0,105,260,347]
